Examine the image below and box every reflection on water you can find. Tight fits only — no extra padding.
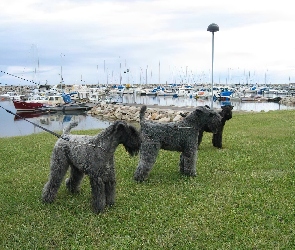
[0,100,111,137]
[10,113,112,138]
[1,95,295,137]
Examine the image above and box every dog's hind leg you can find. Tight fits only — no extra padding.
[103,159,116,206]
[42,150,70,203]
[134,142,160,182]
[197,130,204,147]
[65,165,85,193]
[89,175,106,213]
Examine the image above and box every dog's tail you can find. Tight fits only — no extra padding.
[139,105,147,122]
[62,121,78,135]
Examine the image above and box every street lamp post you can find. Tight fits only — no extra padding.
[207,23,219,108]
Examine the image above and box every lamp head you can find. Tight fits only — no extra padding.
[207,23,219,33]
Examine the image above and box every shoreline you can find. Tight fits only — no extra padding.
[88,102,258,124]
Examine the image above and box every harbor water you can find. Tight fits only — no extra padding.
[1,95,295,138]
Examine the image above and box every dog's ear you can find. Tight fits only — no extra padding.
[221,105,234,110]
[193,106,205,115]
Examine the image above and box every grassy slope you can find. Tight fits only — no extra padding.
[0,110,294,249]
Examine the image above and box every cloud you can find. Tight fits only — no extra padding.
[0,0,294,86]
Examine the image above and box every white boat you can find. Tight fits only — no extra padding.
[12,95,25,101]
[3,91,25,101]
[196,88,211,99]
[157,89,177,97]
[89,93,101,103]
[277,90,289,96]
[89,87,107,96]
[46,95,64,106]
[123,88,134,94]
[0,93,11,100]
[176,85,194,97]
[242,87,257,96]
[109,85,125,95]
[26,95,48,104]
[145,88,158,96]
[134,87,146,96]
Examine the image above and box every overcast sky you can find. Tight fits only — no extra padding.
[0,0,294,87]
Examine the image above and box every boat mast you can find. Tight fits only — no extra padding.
[96,65,99,85]
[146,65,148,85]
[60,53,65,91]
[159,61,160,85]
[60,66,63,90]
[120,62,122,85]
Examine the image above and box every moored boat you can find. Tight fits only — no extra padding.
[13,100,45,111]
[0,93,11,100]
[36,103,93,113]
[196,89,211,99]
[26,95,48,104]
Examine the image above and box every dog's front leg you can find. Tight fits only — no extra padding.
[179,147,197,177]
[212,128,223,148]
[89,176,106,213]
[105,180,116,206]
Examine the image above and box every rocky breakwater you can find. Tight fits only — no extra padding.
[88,103,192,123]
[279,96,295,106]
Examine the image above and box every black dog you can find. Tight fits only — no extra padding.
[198,105,233,148]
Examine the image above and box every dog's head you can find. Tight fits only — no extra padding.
[113,121,141,156]
[220,105,233,121]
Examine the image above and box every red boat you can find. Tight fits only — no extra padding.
[13,100,46,111]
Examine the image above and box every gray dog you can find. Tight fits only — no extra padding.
[134,105,221,182]
[42,121,141,213]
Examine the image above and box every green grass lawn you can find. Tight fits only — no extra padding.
[0,110,294,249]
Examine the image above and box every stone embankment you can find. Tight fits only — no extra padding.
[279,96,295,106]
[88,103,192,123]
[88,96,295,123]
